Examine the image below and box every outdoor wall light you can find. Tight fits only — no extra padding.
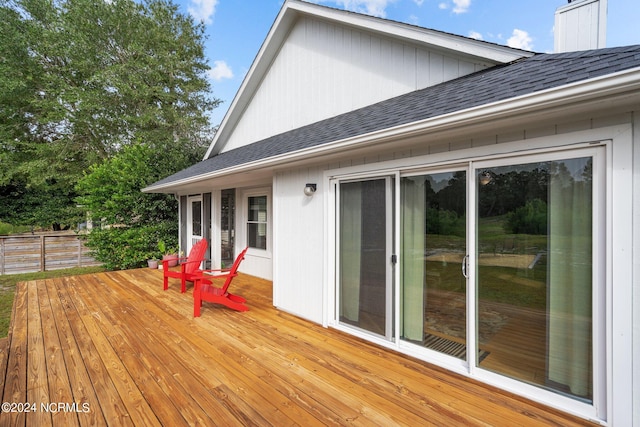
[479,171,492,186]
[303,183,317,196]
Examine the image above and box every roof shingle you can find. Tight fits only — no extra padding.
[149,45,640,189]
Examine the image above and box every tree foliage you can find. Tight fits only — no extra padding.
[0,0,217,228]
[76,143,190,269]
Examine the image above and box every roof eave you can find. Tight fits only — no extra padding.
[144,68,640,194]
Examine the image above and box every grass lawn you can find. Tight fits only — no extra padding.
[0,266,106,339]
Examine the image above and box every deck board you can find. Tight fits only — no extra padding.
[0,268,595,426]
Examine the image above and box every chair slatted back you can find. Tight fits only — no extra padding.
[221,247,248,293]
[185,239,208,274]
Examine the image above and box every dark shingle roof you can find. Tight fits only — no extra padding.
[149,45,640,189]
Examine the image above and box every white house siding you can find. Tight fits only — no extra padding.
[268,110,637,423]
[554,0,606,53]
[222,15,491,154]
[272,167,325,323]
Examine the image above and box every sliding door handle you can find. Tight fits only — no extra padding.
[462,255,469,279]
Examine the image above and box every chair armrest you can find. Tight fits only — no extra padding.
[200,268,232,277]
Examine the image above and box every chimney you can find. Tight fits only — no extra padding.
[554,0,607,52]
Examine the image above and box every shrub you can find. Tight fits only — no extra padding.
[426,208,465,237]
[505,199,547,235]
[84,222,177,270]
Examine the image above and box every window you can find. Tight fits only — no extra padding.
[247,195,267,250]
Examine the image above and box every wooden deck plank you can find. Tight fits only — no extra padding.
[27,280,52,426]
[0,269,596,426]
[105,272,271,426]
[105,270,319,426]
[198,298,432,425]
[80,272,217,426]
[220,297,483,426]
[58,276,154,425]
[36,280,79,427]
[46,278,107,427]
[61,274,162,427]
[2,281,28,426]
[99,270,275,425]
[55,276,130,426]
[265,317,528,426]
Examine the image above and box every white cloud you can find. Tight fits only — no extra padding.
[207,60,233,81]
[507,28,533,51]
[468,31,482,40]
[413,0,425,5]
[333,0,397,18]
[452,0,470,14]
[187,0,218,24]
[438,2,448,10]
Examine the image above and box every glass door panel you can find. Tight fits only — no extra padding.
[221,189,235,267]
[187,197,203,255]
[339,178,394,339]
[400,171,467,360]
[476,157,593,402]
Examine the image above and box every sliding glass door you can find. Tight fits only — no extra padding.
[338,177,394,340]
[400,170,468,360]
[475,153,600,403]
[335,145,604,409]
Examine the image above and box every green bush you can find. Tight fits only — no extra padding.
[426,208,465,237]
[505,199,547,235]
[0,222,13,235]
[84,222,177,270]
[0,221,32,235]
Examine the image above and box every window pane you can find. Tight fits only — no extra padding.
[339,179,389,338]
[221,189,235,266]
[400,172,467,360]
[476,157,593,402]
[247,223,267,250]
[192,201,202,236]
[247,196,267,250]
[248,196,267,222]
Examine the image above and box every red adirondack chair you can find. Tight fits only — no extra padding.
[163,239,208,293]
[193,247,249,316]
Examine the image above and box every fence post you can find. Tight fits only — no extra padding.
[41,235,45,272]
[1,238,4,275]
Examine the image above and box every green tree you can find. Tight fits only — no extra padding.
[0,0,217,229]
[76,143,192,269]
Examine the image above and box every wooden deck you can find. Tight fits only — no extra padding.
[0,268,594,426]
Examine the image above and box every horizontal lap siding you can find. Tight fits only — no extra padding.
[0,235,100,275]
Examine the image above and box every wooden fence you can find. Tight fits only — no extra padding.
[0,234,101,275]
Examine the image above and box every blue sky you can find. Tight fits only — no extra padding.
[173,0,639,127]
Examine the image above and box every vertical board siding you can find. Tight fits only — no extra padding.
[0,235,100,275]
[223,16,490,153]
[554,0,603,52]
[273,168,325,323]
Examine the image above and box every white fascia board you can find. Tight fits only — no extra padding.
[204,2,297,160]
[205,0,531,160]
[154,68,640,194]
[288,0,532,63]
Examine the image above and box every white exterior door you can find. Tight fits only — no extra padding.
[187,196,203,256]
